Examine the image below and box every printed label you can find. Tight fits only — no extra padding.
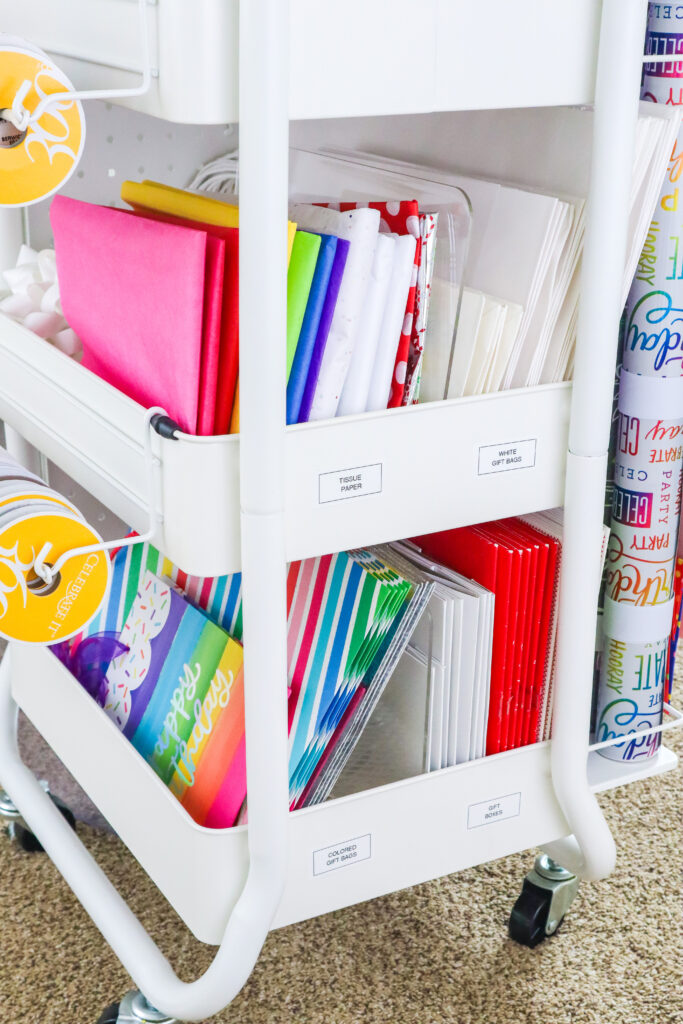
[0,117,26,149]
[313,833,372,875]
[477,440,536,476]
[596,7,683,763]
[467,792,521,829]
[319,464,382,504]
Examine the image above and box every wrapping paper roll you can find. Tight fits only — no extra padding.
[0,36,85,207]
[596,7,683,761]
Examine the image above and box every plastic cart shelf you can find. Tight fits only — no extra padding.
[0,315,571,575]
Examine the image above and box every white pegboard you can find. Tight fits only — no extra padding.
[27,100,236,249]
[22,98,396,250]
[26,98,572,252]
[46,462,126,542]
[23,98,537,250]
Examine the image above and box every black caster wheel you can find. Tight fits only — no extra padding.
[47,792,77,832]
[508,879,559,948]
[7,793,77,854]
[95,1004,121,1024]
[98,991,178,1022]
[8,820,45,853]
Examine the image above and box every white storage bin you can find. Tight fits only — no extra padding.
[0,315,571,575]
[11,641,676,945]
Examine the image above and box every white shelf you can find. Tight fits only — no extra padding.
[587,744,678,792]
[0,315,571,575]
[0,0,601,124]
[13,641,676,945]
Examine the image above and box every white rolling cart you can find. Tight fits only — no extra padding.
[0,1,681,1021]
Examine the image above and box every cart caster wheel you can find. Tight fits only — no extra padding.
[7,793,77,854]
[98,991,180,1023]
[47,792,77,832]
[508,854,579,949]
[509,879,556,947]
[7,820,45,853]
[95,1004,121,1024]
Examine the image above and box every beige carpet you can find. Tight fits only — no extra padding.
[0,665,680,1024]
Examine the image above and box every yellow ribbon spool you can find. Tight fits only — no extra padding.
[0,510,110,644]
[0,488,79,516]
[0,43,85,207]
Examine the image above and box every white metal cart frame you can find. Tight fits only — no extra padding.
[0,0,675,1020]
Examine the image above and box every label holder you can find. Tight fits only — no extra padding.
[477,439,537,476]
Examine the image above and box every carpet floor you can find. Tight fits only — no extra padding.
[0,662,680,1024]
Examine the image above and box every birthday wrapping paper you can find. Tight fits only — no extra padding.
[596,5,683,761]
